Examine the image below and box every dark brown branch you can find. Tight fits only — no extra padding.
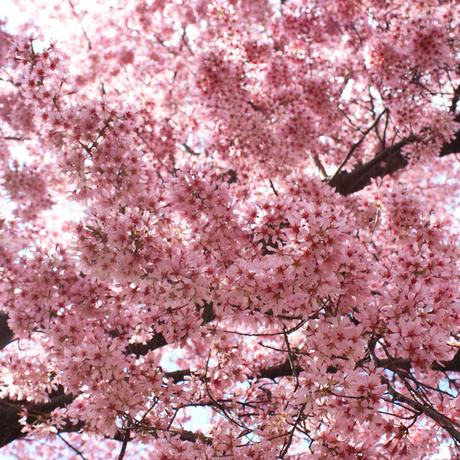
[329,137,415,195]
[2,136,31,141]
[125,333,168,356]
[0,312,14,350]
[440,123,460,157]
[258,360,301,380]
[117,430,130,460]
[126,302,215,357]
[182,143,200,156]
[383,377,460,444]
[57,433,87,460]
[330,118,460,195]
[164,369,192,383]
[450,85,460,113]
[0,393,75,448]
[0,389,208,449]
[433,349,460,372]
[2,345,460,448]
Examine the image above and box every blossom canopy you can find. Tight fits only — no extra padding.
[0,0,460,459]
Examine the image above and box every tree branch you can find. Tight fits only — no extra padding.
[383,377,460,444]
[330,117,460,195]
[0,312,14,351]
[2,344,460,448]
[331,109,388,183]
[0,393,75,448]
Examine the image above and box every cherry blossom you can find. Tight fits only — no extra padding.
[1,1,460,459]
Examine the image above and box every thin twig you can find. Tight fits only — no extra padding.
[3,136,31,141]
[269,179,278,196]
[67,0,92,50]
[312,154,328,179]
[331,108,388,181]
[220,320,306,338]
[279,402,307,458]
[182,142,200,156]
[57,433,87,460]
[383,377,460,445]
[283,326,299,392]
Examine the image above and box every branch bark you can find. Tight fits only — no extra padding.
[383,377,460,444]
[330,116,460,195]
[0,393,75,448]
[0,312,14,351]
